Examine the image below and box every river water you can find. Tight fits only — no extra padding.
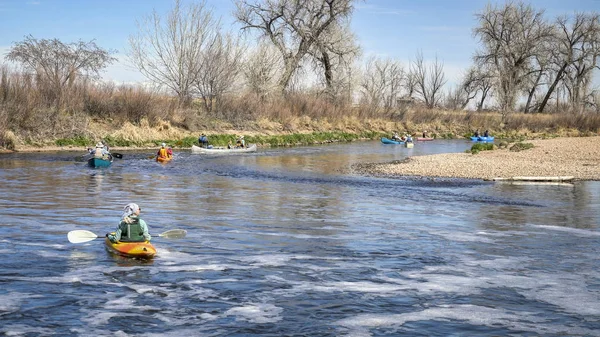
[1,140,599,336]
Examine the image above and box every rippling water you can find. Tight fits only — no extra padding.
[1,140,599,336]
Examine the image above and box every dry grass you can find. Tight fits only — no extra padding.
[1,65,599,150]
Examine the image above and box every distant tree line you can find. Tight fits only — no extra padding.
[1,0,599,144]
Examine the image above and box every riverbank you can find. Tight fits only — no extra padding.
[352,136,600,181]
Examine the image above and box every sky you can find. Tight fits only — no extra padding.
[0,0,599,88]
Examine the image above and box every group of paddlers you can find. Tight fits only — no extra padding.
[198,134,246,149]
[391,132,413,143]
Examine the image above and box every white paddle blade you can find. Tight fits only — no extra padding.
[67,230,99,243]
[158,229,187,239]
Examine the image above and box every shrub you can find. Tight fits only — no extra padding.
[467,142,495,154]
[509,142,534,152]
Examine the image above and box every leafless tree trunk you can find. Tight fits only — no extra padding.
[128,0,219,107]
[234,0,354,94]
[522,52,551,113]
[538,12,600,113]
[243,42,283,101]
[309,21,361,101]
[410,51,446,109]
[194,33,246,113]
[473,1,552,112]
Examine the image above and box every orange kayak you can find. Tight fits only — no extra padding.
[104,233,156,259]
[156,156,172,163]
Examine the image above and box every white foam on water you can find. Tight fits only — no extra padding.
[271,280,406,296]
[224,303,283,324]
[530,224,600,236]
[518,271,600,316]
[0,293,41,313]
[180,278,240,285]
[80,311,126,326]
[225,229,338,240]
[427,230,495,243]
[1,324,56,336]
[158,263,237,273]
[102,295,156,311]
[460,256,537,275]
[335,304,600,336]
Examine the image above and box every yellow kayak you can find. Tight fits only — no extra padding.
[156,156,172,163]
[104,233,156,259]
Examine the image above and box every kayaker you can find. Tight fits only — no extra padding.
[422,131,428,138]
[157,143,169,159]
[391,132,400,141]
[166,146,173,157]
[236,135,245,148]
[198,134,209,148]
[91,142,110,159]
[474,129,480,137]
[484,129,489,137]
[107,203,151,243]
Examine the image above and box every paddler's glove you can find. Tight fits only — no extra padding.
[107,234,117,243]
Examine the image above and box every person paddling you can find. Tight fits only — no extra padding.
[107,203,151,243]
[156,142,172,160]
[198,134,209,148]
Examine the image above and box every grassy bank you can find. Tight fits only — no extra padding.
[3,112,599,153]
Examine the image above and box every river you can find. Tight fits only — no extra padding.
[1,140,599,336]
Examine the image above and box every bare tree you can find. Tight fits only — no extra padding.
[309,20,361,101]
[128,0,219,107]
[5,35,115,109]
[473,1,552,112]
[194,33,246,112]
[444,67,480,110]
[234,0,354,94]
[243,42,283,101]
[359,56,405,113]
[522,52,551,113]
[538,12,600,113]
[410,51,446,108]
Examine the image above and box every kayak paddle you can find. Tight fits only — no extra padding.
[67,229,187,243]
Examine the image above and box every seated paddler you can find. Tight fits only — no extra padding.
[107,203,152,243]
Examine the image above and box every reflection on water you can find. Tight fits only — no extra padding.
[1,141,599,336]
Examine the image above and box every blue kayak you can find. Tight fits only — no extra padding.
[381,137,405,144]
[88,156,113,168]
[470,136,494,142]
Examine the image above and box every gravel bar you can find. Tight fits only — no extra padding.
[352,137,600,181]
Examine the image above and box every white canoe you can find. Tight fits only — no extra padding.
[191,143,257,154]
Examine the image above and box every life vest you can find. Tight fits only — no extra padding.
[157,147,167,158]
[94,148,104,158]
[119,217,145,242]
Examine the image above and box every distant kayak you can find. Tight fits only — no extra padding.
[381,137,405,144]
[191,144,257,154]
[416,137,434,141]
[104,233,156,259]
[470,136,495,142]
